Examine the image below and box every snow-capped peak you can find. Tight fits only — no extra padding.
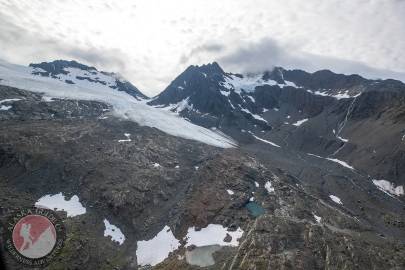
[29,60,146,100]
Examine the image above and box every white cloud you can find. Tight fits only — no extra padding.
[0,0,404,96]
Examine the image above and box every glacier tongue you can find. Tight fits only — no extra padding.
[0,60,236,148]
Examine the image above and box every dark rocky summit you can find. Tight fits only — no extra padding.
[1,59,405,270]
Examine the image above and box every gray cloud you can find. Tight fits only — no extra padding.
[179,43,225,64]
[219,38,405,82]
[0,0,405,96]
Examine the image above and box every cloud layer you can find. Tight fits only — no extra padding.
[0,0,404,95]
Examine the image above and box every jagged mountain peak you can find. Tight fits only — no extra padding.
[29,59,147,100]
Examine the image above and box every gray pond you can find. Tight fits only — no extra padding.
[185,245,222,267]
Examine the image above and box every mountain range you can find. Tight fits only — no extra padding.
[0,58,404,269]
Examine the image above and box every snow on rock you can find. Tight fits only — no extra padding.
[326,158,354,170]
[185,224,243,247]
[0,60,236,148]
[240,108,268,123]
[292,118,308,127]
[372,179,404,196]
[337,135,349,142]
[103,219,125,245]
[219,89,231,97]
[136,226,180,266]
[0,105,11,110]
[249,131,281,148]
[313,214,322,223]
[35,192,86,217]
[255,181,260,187]
[165,97,195,113]
[0,98,21,110]
[153,163,161,168]
[222,73,297,94]
[306,89,361,100]
[307,153,354,170]
[265,181,275,193]
[226,189,234,195]
[118,133,131,142]
[329,195,343,205]
[246,95,255,102]
[42,96,55,102]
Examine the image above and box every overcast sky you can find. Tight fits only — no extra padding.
[1,0,405,96]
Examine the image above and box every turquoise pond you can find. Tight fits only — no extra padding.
[245,202,265,217]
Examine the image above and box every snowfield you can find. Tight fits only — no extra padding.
[0,60,236,148]
[35,192,86,217]
[103,219,125,245]
[185,224,244,247]
[136,226,180,266]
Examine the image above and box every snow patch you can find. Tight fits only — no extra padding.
[185,224,243,247]
[313,214,322,223]
[118,133,131,142]
[307,89,361,100]
[265,181,274,193]
[35,192,86,217]
[240,108,268,123]
[226,189,234,195]
[249,132,281,148]
[136,226,180,266]
[337,135,349,142]
[0,98,21,110]
[307,153,354,170]
[326,158,354,170]
[103,219,125,245]
[292,118,308,127]
[0,105,11,110]
[42,96,55,102]
[372,179,404,196]
[222,73,297,94]
[329,195,343,205]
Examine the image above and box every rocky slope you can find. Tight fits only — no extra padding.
[150,63,405,190]
[0,60,405,269]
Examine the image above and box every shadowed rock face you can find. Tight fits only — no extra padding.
[1,62,405,270]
